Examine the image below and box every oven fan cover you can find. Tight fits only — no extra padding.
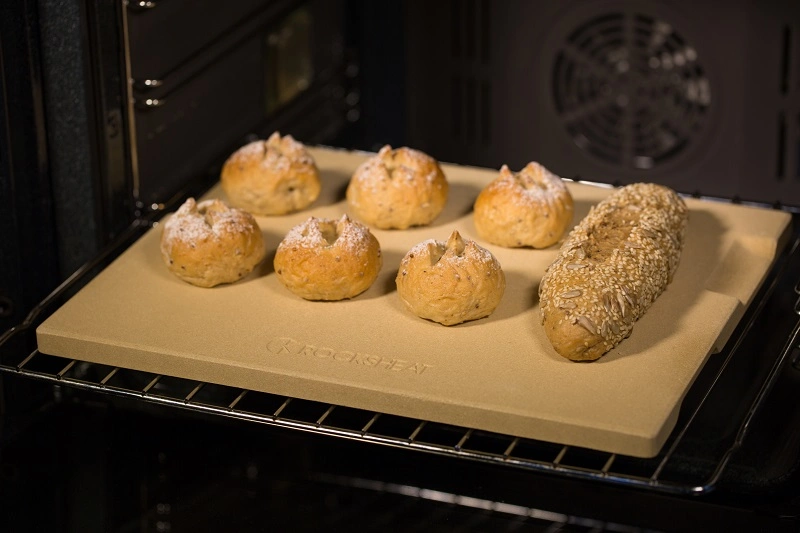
[552,11,711,170]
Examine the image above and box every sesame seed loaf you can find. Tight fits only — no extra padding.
[539,183,688,361]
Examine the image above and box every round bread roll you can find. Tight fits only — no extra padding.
[473,162,574,248]
[274,215,383,300]
[396,230,506,326]
[539,183,688,361]
[346,145,448,229]
[221,132,321,215]
[160,198,266,288]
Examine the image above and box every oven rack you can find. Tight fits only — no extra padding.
[0,347,732,496]
[2,205,799,498]
[0,318,794,500]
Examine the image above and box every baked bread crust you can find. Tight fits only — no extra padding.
[539,183,688,361]
[160,198,265,287]
[346,145,448,229]
[274,215,382,300]
[396,230,506,326]
[473,162,573,248]
[221,132,320,215]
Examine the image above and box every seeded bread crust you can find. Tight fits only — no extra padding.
[274,215,382,301]
[221,132,320,216]
[396,230,505,326]
[473,162,574,248]
[160,198,266,288]
[346,145,449,229]
[539,183,688,361]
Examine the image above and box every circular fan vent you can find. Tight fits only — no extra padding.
[553,13,711,169]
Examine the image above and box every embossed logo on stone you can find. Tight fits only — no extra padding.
[266,337,432,375]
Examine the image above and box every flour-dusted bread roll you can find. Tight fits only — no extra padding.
[346,145,448,229]
[396,230,505,326]
[160,198,265,287]
[274,215,382,300]
[539,183,688,361]
[221,132,320,215]
[473,162,574,248]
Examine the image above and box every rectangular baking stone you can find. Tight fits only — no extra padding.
[36,147,792,457]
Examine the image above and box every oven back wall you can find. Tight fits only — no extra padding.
[405,0,800,207]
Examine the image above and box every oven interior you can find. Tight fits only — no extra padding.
[2,0,800,531]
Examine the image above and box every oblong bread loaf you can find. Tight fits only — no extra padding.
[539,183,688,361]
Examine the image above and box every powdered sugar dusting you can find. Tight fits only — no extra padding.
[161,198,255,251]
[347,145,449,229]
[225,133,316,175]
[406,238,440,261]
[225,140,266,169]
[492,162,568,209]
[351,156,392,194]
[266,131,316,167]
[404,232,500,271]
[396,230,506,325]
[279,215,376,255]
[388,145,435,168]
[352,145,444,194]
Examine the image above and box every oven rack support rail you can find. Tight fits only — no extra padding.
[2,202,800,498]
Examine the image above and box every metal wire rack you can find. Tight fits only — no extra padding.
[1,348,680,490]
[2,204,799,499]
[2,312,799,498]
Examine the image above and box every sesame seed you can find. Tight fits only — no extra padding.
[539,183,688,359]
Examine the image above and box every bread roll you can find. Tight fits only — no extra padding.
[274,215,382,300]
[396,230,505,325]
[473,162,573,248]
[160,198,265,287]
[539,183,688,361]
[221,132,320,215]
[346,145,448,229]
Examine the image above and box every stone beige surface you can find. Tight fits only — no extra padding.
[36,147,791,458]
